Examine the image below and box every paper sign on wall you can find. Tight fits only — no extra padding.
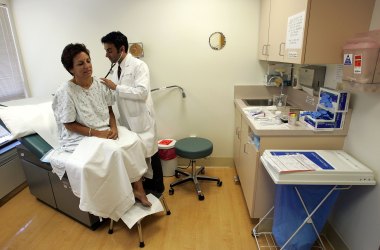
[285,11,306,50]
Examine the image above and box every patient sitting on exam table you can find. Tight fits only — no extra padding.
[53,43,152,207]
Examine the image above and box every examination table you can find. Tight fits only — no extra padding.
[17,133,101,229]
[16,132,170,248]
[1,99,170,247]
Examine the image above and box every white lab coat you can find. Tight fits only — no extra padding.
[111,54,158,158]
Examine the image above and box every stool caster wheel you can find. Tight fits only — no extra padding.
[175,172,180,178]
[217,181,223,187]
[108,229,113,234]
[169,188,174,195]
[198,194,204,200]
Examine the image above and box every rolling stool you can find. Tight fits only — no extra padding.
[169,137,222,200]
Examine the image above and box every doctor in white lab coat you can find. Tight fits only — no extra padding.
[100,31,158,177]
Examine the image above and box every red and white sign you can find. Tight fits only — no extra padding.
[354,54,362,74]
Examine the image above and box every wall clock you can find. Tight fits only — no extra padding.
[129,42,144,58]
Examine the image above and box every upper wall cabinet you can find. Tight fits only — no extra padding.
[258,0,376,64]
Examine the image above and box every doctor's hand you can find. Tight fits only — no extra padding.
[100,78,117,90]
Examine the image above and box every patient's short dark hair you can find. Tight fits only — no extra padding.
[61,43,90,75]
[101,31,129,52]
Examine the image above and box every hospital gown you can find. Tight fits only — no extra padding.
[51,77,148,220]
[52,77,114,152]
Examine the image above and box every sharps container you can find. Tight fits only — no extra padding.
[342,36,380,84]
[157,139,177,177]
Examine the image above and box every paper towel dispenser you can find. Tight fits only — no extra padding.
[299,66,326,95]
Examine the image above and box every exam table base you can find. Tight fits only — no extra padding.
[17,146,101,230]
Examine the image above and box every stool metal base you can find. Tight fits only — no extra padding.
[169,160,222,200]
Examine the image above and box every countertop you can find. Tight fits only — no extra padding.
[234,99,351,137]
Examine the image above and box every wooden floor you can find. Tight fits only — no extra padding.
[0,167,259,250]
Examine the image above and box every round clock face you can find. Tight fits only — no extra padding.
[129,43,143,58]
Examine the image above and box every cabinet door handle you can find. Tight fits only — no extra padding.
[262,45,270,56]
[238,130,241,140]
[265,45,269,56]
[261,45,266,55]
[279,42,285,56]
[243,143,248,154]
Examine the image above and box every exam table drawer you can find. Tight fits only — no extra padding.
[20,159,57,208]
[50,172,100,228]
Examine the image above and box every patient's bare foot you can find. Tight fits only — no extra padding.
[132,179,152,207]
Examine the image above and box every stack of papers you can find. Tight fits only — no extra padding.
[260,150,376,185]
[263,151,320,173]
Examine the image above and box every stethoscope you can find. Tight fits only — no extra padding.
[104,62,116,78]
[104,51,124,78]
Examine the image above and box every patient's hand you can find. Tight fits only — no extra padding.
[91,128,118,140]
[92,129,110,139]
[107,127,118,140]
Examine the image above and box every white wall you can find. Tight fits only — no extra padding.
[8,0,264,159]
[329,1,380,249]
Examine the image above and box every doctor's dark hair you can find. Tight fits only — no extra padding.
[61,43,90,75]
[101,31,129,52]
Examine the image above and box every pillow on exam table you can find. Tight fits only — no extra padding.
[0,101,59,148]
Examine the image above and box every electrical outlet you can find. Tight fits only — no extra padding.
[306,96,315,106]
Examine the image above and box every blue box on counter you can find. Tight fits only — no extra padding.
[318,87,350,112]
[300,108,346,131]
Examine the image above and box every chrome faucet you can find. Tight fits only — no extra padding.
[268,76,285,95]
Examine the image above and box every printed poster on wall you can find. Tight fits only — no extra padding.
[285,11,306,50]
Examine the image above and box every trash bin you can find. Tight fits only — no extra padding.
[272,184,340,249]
[158,139,177,177]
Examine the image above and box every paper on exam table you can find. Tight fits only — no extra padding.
[121,194,164,229]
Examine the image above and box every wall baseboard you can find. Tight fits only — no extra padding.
[322,222,349,250]
[177,157,234,167]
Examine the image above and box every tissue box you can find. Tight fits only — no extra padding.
[318,88,350,112]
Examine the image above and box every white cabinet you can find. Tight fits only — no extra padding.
[238,121,259,218]
[233,106,242,172]
[257,0,270,61]
[258,0,375,64]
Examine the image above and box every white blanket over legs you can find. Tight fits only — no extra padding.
[51,126,148,221]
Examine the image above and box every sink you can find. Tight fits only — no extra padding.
[242,99,296,107]
[242,99,272,106]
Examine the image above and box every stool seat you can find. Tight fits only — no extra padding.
[169,137,222,200]
[175,137,213,159]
